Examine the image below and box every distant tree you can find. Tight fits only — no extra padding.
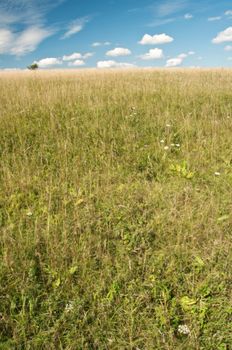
[27,63,39,70]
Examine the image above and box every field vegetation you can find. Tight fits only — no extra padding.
[0,69,232,349]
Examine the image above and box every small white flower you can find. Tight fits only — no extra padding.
[160,139,165,144]
[178,324,191,335]
[171,143,175,147]
[26,211,33,217]
[214,172,221,176]
[65,301,74,313]
[164,146,169,150]
[175,144,180,148]
[166,124,171,127]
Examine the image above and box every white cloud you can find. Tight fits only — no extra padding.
[184,13,193,19]
[97,60,136,68]
[208,16,222,21]
[0,26,53,56]
[212,27,232,44]
[92,41,111,47]
[140,48,164,60]
[225,10,232,16]
[83,52,94,58]
[12,26,53,55]
[62,52,93,61]
[35,57,62,68]
[0,28,14,54]
[139,33,174,45]
[166,57,183,67]
[178,53,188,59]
[63,53,82,61]
[68,60,85,67]
[225,45,232,51]
[61,17,89,39]
[166,51,194,67]
[106,48,131,57]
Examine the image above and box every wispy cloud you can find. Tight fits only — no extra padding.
[0,26,54,56]
[0,0,65,26]
[61,16,90,39]
[155,0,188,17]
[92,42,111,47]
[0,1,63,56]
[208,16,222,21]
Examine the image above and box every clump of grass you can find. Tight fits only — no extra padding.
[0,69,232,349]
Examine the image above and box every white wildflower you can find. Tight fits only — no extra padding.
[175,144,180,148]
[164,146,169,150]
[26,211,33,217]
[65,301,74,313]
[178,324,191,335]
[214,172,221,176]
[160,139,165,144]
[166,124,171,127]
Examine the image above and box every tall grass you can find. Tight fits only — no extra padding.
[0,69,232,349]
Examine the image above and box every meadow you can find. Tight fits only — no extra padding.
[0,69,231,349]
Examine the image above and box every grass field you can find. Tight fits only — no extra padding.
[0,69,232,349]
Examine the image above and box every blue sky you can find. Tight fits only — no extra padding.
[0,0,232,69]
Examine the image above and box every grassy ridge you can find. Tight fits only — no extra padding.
[0,69,232,349]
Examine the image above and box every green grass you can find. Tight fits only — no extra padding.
[0,69,232,349]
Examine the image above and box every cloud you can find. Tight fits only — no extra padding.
[148,18,176,27]
[106,48,131,57]
[225,45,232,51]
[0,0,64,26]
[0,28,14,54]
[156,0,188,17]
[139,33,174,45]
[208,16,221,21]
[97,60,136,68]
[68,60,85,67]
[140,48,164,60]
[35,57,62,68]
[61,17,90,39]
[225,10,232,16]
[212,27,232,44]
[184,13,193,19]
[166,57,183,67]
[62,52,93,61]
[0,26,54,56]
[83,53,94,58]
[63,53,82,61]
[92,42,111,47]
[165,51,194,67]
[178,53,188,58]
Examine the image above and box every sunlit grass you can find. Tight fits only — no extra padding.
[0,69,232,349]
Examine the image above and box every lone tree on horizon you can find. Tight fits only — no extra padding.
[27,63,39,70]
